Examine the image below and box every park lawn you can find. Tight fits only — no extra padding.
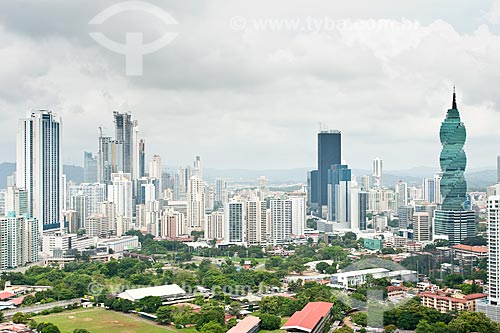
[35,307,176,333]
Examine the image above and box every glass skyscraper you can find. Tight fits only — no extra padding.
[317,130,341,217]
[434,89,475,244]
[439,89,467,211]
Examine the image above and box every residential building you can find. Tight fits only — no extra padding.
[16,110,62,231]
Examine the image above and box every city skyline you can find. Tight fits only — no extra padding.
[1,1,500,170]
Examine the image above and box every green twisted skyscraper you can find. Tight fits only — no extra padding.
[439,88,467,211]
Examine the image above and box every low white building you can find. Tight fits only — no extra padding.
[330,268,416,288]
[96,235,139,254]
[118,284,186,302]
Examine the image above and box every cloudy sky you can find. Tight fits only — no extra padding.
[1,0,500,171]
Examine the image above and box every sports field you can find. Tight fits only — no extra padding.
[35,307,176,333]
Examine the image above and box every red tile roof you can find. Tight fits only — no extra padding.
[0,292,15,300]
[281,302,333,333]
[452,244,488,253]
[464,293,488,300]
[227,315,261,333]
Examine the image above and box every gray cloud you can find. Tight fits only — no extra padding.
[0,0,499,172]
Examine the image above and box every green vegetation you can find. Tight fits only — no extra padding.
[35,307,174,333]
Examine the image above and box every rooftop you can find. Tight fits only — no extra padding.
[118,284,186,301]
[281,302,333,333]
[452,244,488,253]
[227,315,261,333]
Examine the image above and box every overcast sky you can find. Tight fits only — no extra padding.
[1,0,500,171]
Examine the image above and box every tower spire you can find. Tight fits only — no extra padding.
[452,86,457,109]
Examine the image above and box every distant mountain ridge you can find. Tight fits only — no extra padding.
[0,162,84,188]
[0,162,496,190]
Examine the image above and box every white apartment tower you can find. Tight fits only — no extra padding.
[187,176,205,231]
[108,172,133,219]
[246,200,267,245]
[289,195,306,237]
[270,199,292,245]
[17,110,62,232]
[477,196,500,321]
[149,154,162,183]
[372,158,383,188]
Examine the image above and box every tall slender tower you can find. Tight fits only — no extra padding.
[113,112,133,174]
[439,88,467,211]
[16,110,62,232]
[433,89,475,244]
[317,130,341,218]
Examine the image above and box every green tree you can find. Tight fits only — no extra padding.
[12,312,29,324]
[139,296,163,313]
[156,306,175,324]
[199,321,227,333]
[38,323,61,333]
[316,262,330,273]
[447,311,500,333]
[228,301,241,316]
[258,313,281,330]
[352,312,367,327]
[73,329,91,333]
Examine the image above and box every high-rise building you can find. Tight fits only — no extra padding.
[433,210,475,245]
[358,191,368,230]
[290,194,306,237]
[16,110,62,232]
[131,120,141,180]
[108,172,133,219]
[0,213,38,269]
[434,173,443,204]
[498,156,500,184]
[83,151,98,183]
[135,177,160,204]
[307,170,318,213]
[0,190,5,217]
[414,212,431,241]
[68,183,106,217]
[476,196,500,321]
[160,208,185,238]
[433,89,475,244]
[187,176,205,231]
[246,200,267,245]
[327,164,351,223]
[149,155,162,179]
[423,178,436,203]
[5,186,28,216]
[360,175,371,191]
[270,199,292,245]
[215,178,228,207]
[205,211,224,241]
[439,90,467,210]
[193,156,202,179]
[398,206,414,230]
[113,112,133,174]
[258,176,269,201]
[224,200,245,245]
[372,158,383,188]
[395,181,408,209]
[138,139,146,179]
[317,130,341,217]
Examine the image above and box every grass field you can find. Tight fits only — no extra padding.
[35,307,176,333]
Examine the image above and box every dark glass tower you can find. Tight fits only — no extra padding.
[439,89,467,211]
[317,130,341,215]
